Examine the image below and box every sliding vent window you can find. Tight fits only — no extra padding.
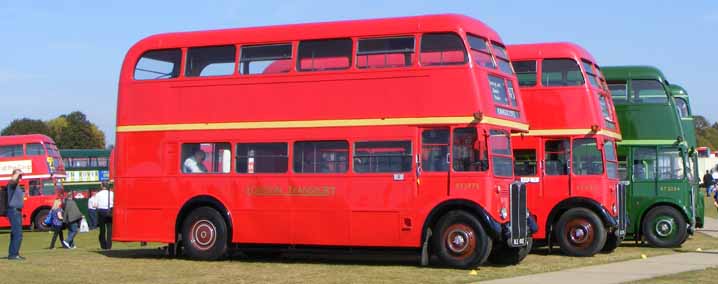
[542,59,584,86]
[293,141,349,173]
[185,45,236,77]
[134,49,182,80]
[240,44,292,75]
[467,35,495,69]
[357,37,414,69]
[420,33,467,66]
[236,143,288,173]
[491,43,513,74]
[354,141,412,173]
[513,61,537,86]
[297,39,352,71]
[582,60,600,88]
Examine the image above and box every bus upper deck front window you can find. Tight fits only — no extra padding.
[512,61,537,87]
[491,42,513,75]
[608,83,628,104]
[631,80,668,104]
[674,97,690,118]
[581,60,600,88]
[467,35,495,69]
[542,59,584,87]
[598,95,617,130]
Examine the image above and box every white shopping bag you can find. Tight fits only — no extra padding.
[80,218,90,233]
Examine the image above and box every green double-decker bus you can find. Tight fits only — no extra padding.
[60,149,112,215]
[670,84,704,218]
[604,66,703,247]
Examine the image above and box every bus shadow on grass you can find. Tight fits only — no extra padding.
[95,247,516,268]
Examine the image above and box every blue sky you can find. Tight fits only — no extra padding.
[1,1,717,145]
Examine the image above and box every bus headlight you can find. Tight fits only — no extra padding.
[500,207,508,220]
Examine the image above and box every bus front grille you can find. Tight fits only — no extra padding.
[509,182,528,247]
[617,183,627,237]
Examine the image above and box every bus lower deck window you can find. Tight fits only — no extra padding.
[181,143,231,174]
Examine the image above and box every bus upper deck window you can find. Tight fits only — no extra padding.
[581,60,600,88]
[0,144,23,157]
[297,39,352,72]
[490,42,513,75]
[541,59,584,87]
[26,143,45,156]
[419,33,467,66]
[240,44,292,75]
[134,49,182,80]
[512,61,537,87]
[467,35,495,69]
[186,45,236,77]
[356,37,415,69]
[608,83,628,103]
[631,80,668,104]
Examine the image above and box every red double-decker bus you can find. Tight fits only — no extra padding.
[115,14,532,268]
[0,134,65,230]
[507,43,627,256]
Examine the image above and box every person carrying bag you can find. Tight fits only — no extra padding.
[96,182,113,250]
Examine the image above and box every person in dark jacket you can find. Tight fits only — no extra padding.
[6,169,24,260]
[62,196,83,249]
[704,170,715,197]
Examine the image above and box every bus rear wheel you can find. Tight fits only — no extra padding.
[433,210,492,269]
[488,237,532,265]
[642,206,687,248]
[33,209,50,232]
[555,208,606,257]
[181,207,228,260]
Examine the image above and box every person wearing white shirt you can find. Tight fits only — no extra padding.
[183,150,208,173]
[95,182,114,250]
[87,191,98,230]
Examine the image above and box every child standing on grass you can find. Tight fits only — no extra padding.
[48,199,65,249]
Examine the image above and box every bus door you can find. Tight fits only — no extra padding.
[418,128,451,196]
[655,147,688,206]
[629,147,658,223]
[542,138,571,200]
[570,137,606,197]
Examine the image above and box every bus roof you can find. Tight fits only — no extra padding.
[670,84,688,98]
[59,149,111,158]
[602,66,668,83]
[0,134,56,146]
[506,42,598,64]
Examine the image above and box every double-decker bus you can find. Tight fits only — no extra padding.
[60,149,112,214]
[507,43,626,257]
[0,134,65,231]
[114,14,533,268]
[604,66,701,247]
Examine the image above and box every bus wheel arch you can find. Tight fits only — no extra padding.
[175,196,233,259]
[31,206,52,231]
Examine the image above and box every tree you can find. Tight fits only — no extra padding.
[54,111,105,149]
[1,118,52,136]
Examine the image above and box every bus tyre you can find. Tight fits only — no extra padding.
[433,210,492,269]
[601,233,620,253]
[33,209,50,232]
[181,207,228,260]
[488,237,533,266]
[642,206,687,248]
[555,208,606,257]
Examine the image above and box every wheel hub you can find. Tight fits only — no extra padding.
[565,218,595,248]
[190,220,217,250]
[655,219,674,237]
[443,224,477,258]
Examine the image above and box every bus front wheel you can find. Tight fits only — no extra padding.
[555,208,606,257]
[642,206,687,248]
[181,207,228,260]
[432,210,492,269]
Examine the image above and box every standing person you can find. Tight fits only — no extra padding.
[62,196,83,249]
[704,170,715,197]
[6,169,24,260]
[96,182,114,250]
[48,199,65,249]
[87,190,98,229]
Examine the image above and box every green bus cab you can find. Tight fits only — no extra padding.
[604,66,702,247]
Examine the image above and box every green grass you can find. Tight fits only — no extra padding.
[627,266,718,284]
[0,230,717,284]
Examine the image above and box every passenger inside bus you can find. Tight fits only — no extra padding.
[183,150,208,173]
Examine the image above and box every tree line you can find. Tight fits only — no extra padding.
[695,115,718,150]
[1,111,106,149]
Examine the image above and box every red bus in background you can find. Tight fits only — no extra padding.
[507,43,627,256]
[0,134,66,231]
[114,14,533,268]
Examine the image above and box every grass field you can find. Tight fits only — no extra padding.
[0,229,717,284]
[628,266,718,284]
